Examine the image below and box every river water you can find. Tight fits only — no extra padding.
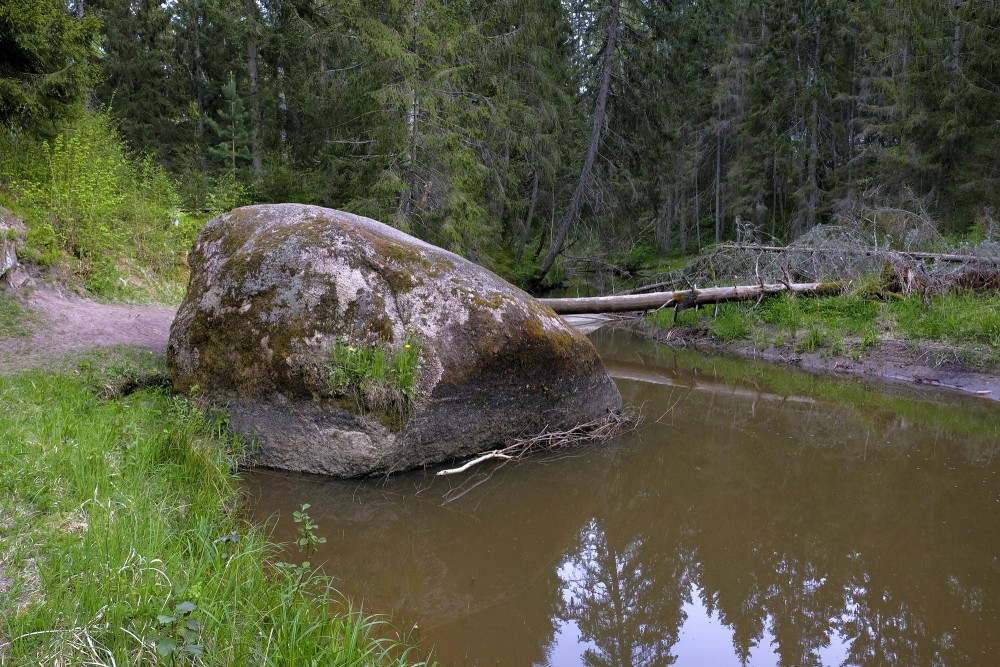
[243,329,1000,666]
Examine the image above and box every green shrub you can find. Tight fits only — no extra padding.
[3,112,194,299]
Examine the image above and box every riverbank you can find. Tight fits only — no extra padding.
[631,287,1000,403]
[0,350,428,664]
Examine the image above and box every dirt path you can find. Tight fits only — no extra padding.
[0,286,177,374]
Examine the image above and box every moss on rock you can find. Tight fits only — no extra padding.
[169,204,621,477]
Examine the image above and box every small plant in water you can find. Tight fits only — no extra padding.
[795,325,826,353]
[293,503,326,557]
[326,332,421,416]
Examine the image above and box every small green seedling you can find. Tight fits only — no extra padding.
[293,503,326,557]
[152,600,204,664]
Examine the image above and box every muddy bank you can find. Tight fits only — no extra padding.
[627,319,1000,403]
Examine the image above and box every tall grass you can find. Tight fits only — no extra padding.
[0,351,431,666]
[327,334,422,418]
[649,279,1000,357]
[891,290,1000,346]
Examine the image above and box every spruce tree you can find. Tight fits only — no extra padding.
[0,0,98,134]
[206,73,253,176]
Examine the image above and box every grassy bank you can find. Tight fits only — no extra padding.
[649,280,1000,368]
[0,350,428,666]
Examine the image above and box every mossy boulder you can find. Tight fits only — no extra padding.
[168,204,621,477]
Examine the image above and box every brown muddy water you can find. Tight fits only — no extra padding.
[243,329,1000,666]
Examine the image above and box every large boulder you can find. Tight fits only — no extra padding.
[168,204,621,477]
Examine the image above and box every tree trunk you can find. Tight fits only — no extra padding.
[245,0,263,179]
[806,97,818,230]
[514,170,540,263]
[75,0,85,19]
[398,0,422,224]
[539,281,844,315]
[714,114,722,243]
[193,0,205,164]
[274,0,289,164]
[658,186,673,253]
[806,19,821,231]
[693,144,701,251]
[532,0,621,287]
[771,151,778,240]
[679,191,687,253]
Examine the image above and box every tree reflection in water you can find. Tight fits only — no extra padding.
[244,330,1000,666]
[559,518,685,667]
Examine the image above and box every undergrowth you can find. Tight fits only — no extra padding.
[0,113,216,302]
[0,353,430,666]
[0,294,35,339]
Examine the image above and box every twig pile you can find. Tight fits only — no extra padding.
[629,225,1000,298]
[436,409,638,477]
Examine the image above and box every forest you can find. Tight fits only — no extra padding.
[3,0,999,290]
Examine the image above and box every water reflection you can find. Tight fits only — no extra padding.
[558,518,685,666]
[243,329,1000,666]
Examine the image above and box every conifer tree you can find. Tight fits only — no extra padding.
[91,0,182,163]
[0,0,98,134]
[206,74,253,176]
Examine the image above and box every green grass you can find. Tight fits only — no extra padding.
[649,279,1000,359]
[0,294,36,339]
[0,354,431,666]
[327,334,422,419]
[890,291,1000,346]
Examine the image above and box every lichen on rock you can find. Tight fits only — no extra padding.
[168,204,621,477]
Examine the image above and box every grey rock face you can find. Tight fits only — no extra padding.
[1,212,22,281]
[168,204,621,477]
[0,210,27,288]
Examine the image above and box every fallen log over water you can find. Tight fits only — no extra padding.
[539,281,844,315]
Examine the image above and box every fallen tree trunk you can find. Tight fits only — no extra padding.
[539,281,844,315]
[718,243,996,263]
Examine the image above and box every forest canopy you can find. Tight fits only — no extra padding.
[3,0,999,287]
